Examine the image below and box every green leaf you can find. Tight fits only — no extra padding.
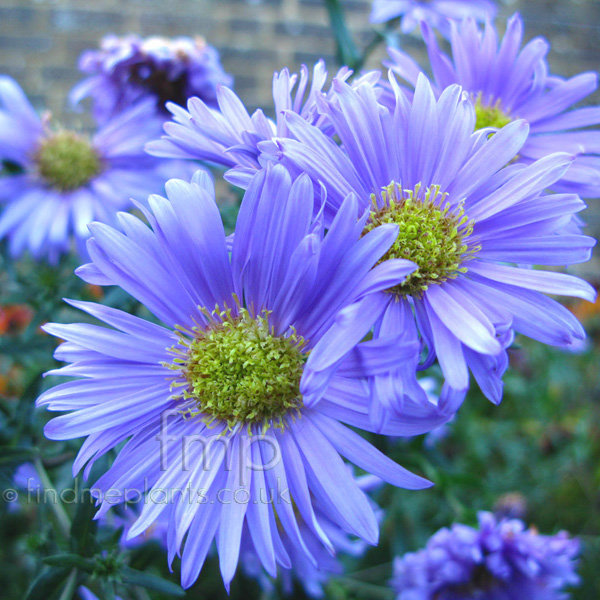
[0,445,39,466]
[43,554,95,573]
[121,566,186,596]
[70,488,99,557]
[25,567,70,600]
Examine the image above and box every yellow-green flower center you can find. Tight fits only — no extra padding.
[168,306,306,431]
[473,92,512,131]
[364,182,479,297]
[35,131,102,191]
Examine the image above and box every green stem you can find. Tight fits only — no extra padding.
[101,580,116,600]
[34,456,72,538]
[324,0,361,69]
[58,569,78,600]
[133,588,152,600]
[357,29,388,70]
[336,577,396,599]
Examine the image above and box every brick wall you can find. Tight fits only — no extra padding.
[1,0,599,117]
[0,0,599,240]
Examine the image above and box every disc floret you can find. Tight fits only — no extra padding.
[473,92,512,131]
[167,305,307,431]
[35,131,102,191]
[364,182,479,297]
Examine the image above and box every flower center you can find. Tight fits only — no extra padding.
[473,93,512,130]
[35,131,102,191]
[364,182,479,297]
[131,66,189,112]
[168,306,306,431]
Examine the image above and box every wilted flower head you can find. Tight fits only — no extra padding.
[37,165,455,590]
[370,0,496,34]
[386,14,600,197]
[146,60,381,188]
[392,512,580,599]
[0,76,193,262]
[70,34,233,122]
[275,73,595,425]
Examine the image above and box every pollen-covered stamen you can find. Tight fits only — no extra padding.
[35,131,102,191]
[473,92,512,131]
[364,182,479,297]
[167,305,307,431]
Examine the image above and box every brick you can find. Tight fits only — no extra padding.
[220,47,274,62]
[219,0,282,5]
[230,19,262,33]
[42,67,80,83]
[51,10,123,32]
[275,22,329,37]
[0,36,52,53]
[0,7,35,24]
[139,13,213,35]
[293,51,336,65]
[233,75,257,91]
[299,0,369,11]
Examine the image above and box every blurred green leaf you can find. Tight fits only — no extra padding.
[70,488,99,557]
[43,553,95,573]
[121,566,186,596]
[0,446,39,467]
[25,567,70,600]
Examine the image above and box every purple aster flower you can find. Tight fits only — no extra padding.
[70,34,232,122]
[386,15,600,197]
[37,165,456,590]
[370,0,496,34]
[274,73,596,420]
[242,488,367,597]
[0,76,194,263]
[146,60,381,188]
[242,471,379,598]
[391,511,580,599]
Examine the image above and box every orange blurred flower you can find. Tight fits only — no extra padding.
[0,304,33,335]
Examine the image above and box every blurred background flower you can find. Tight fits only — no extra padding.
[391,511,580,599]
[70,34,233,122]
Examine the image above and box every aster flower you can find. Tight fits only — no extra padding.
[37,165,456,589]
[70,34,233,122]
[274,73,596,417]
[0,76,193,262]
[386,15,600,197]
[391,511,580,599]
[370,0,496,34]
[146,60,381,188]
[241,474,374,598]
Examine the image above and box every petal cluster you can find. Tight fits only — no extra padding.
[275,72,595,415]
[29,14,596,593]
[146,60,382,188]
[38,166,455,589]
[386,14,600,196]
[392,512,580,599]
[370,0,496,33]
[0,77,193,262]
[70,34,233,122]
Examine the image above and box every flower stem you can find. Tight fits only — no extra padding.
[324,0,361,69]
[58,568,78,600]
[34,456,71,538]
